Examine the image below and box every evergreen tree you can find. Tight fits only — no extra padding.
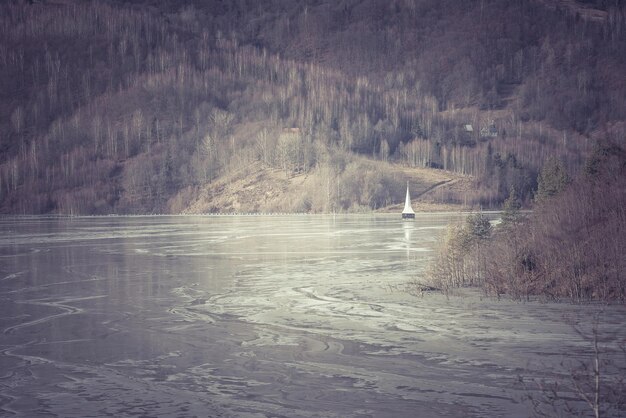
[535,158,570,203]
[501,186,522,225]
[466,212,492,242]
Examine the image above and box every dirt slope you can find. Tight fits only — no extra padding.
[171,159,472,214]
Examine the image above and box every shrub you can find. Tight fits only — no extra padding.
[428,212,491,291]
[484,141,626,302]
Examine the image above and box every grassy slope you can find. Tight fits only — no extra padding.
[175,157,470,214]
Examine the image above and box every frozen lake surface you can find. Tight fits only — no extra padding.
[0,214,624,417]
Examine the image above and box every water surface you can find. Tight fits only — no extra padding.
[0,215,624,417]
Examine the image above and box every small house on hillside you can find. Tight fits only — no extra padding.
[459,124,477,146]
[480,122,498,138]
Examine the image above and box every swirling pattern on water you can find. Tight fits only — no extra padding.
[0,215,624,417]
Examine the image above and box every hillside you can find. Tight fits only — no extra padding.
[174,157,470,214]
[0,0,625,214]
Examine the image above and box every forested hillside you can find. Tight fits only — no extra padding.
[1,0,625,214]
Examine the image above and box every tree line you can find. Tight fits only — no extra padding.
[0,0,624,213]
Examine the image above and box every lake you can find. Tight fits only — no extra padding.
[0,214,624,417]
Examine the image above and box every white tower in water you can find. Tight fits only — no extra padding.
[402,182,415,219]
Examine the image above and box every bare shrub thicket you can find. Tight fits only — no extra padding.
[482,142,626,302]
[428,212,492,292]
[429,141,626,302]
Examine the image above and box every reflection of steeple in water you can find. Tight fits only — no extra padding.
[402,221,413,261]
